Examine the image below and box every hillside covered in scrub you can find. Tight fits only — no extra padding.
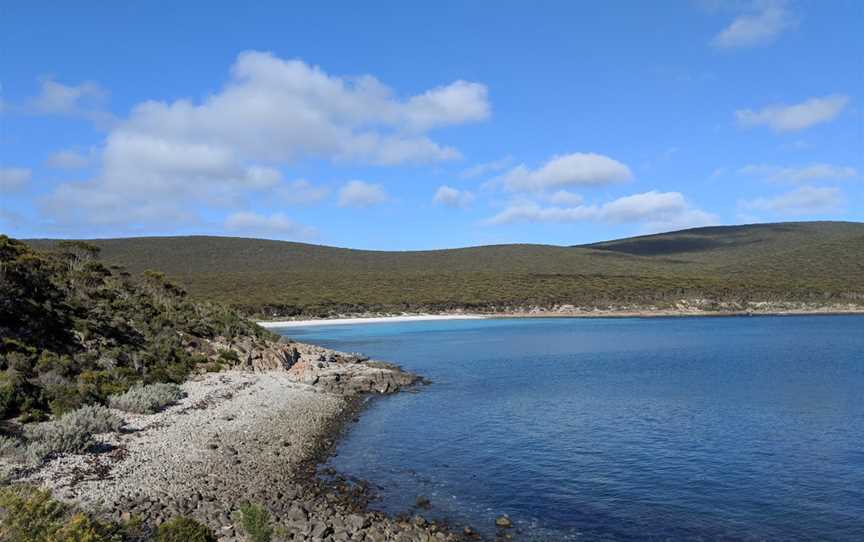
[0,235,273,422]
[26,221,864,317]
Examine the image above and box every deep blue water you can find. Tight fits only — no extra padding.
[278,316,864,541]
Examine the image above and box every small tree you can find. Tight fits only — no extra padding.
[56,240,101,273]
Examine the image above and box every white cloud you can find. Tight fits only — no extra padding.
[46,149,92,169]
[740,186,844,215]
[711,0,797,49]
[485,190,716,233]
[115,50,485,165]
[544,190,584,206]
[404,80,490,131]
[27,76,114,127]
[433,185,475,208]
[502,152,632,192]
[0,167,31,191]
[739,163,858,183]
[338,180,389,208]
[41,51,488,229]
[459,156,514,179]
[275,179,330,205]
[224,211,316,240]
[736,95,849,133]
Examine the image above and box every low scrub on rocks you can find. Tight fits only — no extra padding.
[57,404,124,434]
[109,383,185,414]
[236,502,274,542]
[0,434,21,457]
[22,404,124,464]
[157,516,216,542]
[0,485,140,542]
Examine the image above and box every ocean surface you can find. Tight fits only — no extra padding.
[277,316,864,541]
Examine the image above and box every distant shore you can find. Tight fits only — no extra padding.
[258,305,864,327]
[258,314,486,327]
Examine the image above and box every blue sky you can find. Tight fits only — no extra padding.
[1,0,862,249]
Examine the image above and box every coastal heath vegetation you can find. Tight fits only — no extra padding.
[23,404,125,463]
[27,221,864,317]
[236,502,275,542]
[0,485,142,542]
[0,234,272,423]
[108,383,186,414]
[156,516,217,542]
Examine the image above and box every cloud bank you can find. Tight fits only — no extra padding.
[39,51,489,233]
[485,191,716,232]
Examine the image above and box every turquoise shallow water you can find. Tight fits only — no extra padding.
[277,316,864,541]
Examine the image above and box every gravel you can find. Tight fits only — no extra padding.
[12,345,477,541]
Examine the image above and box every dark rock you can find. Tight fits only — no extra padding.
[415,495,432,509]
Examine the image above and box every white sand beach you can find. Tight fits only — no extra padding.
[258,314,487,328]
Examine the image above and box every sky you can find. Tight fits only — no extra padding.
[1,0,862,250]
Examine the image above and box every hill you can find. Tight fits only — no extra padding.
[24,221,864,317]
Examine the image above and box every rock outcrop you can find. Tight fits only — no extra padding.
[204,336,420,395]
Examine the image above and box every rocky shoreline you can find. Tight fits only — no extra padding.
[7,338,489,541]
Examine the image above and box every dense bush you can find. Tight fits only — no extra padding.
[236,503,273,542]
[109,383,185,414]
[0,235,268,421]
[157,516,216,542]
[0,485,136,542]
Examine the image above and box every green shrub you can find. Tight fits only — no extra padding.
[236,503,273,542]
[157,516,216,542]
[64,404,124,434]
[0,485,67,541]
[108,383,185,414]
[0,485,134,542]
[0,370,44,420]
[0,434,22,458]
[217,349,240,364]
[25,424,92,464]
[23,404,122,463]
[77,370,129,402]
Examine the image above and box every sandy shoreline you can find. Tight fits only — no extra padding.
[258,306,864,327]
[258,314,486,328]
